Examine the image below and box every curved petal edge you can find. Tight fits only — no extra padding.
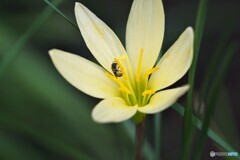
[75,3,126,73]
[49,49,120,99]
[92,97,138,123]
[138,85,189,114]
[126,0,165,74]
[149,27,194,91]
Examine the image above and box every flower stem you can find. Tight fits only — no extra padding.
[135,118,146,160]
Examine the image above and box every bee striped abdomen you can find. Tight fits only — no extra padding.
[111,61,123,77]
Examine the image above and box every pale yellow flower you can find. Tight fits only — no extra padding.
[49,0,194,123]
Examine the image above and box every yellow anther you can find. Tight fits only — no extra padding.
[142,90,155,96]
[106,72,131,94]
[136,48,144,82]
[143,67,159,78]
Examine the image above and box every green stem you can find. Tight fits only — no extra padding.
[123,121,155,160]
[154,113,161,160]
[135,118,146,160]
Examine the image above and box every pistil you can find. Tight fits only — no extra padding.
[106,49,160,107]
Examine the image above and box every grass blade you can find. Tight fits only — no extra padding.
[181,0,208,158]
[0,111,94,160]
[0,0,63,77]
[172,103,238,154]
[194,42,239,160]
[44,0,79,30]
[196,19,238,117]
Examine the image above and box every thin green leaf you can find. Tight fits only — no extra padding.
[194,42,239,160]
[197,19,238,117]
[181,0,208,159]
[0,47,134,159]
[172,103,238,153]
[0,131,45,160]
[0,112,93,160]
[44,0,79,30]
[0,0,63,77]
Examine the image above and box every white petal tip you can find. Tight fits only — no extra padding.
[186,26,193,31]
[48,49,58,57]
[185,27,194,38]
[48,49,68,59]
[74,2,84,13]
[182,84,190,91]
[75,2,82,7]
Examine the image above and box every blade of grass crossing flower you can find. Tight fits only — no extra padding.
[0,0,63,77]
[172,103,238,153]
[194,42,239,160]
[181,0,208,159]
[44,0,79,31]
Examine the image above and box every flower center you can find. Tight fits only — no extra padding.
[106,48,159,106]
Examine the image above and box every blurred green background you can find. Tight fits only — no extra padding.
[0,0,239,159]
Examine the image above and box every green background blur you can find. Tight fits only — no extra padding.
[0,0,239,159]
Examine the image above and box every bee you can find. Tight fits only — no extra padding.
[111,61,123,77]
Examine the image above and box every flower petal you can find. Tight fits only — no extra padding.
[138,85,189,114]
[149,27,194,91]
[75,3,126,72]
[92,97,138,123]
[126,0,165,73]
[49,49,120,99]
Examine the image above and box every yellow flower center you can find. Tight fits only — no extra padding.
[106,48,159,106]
